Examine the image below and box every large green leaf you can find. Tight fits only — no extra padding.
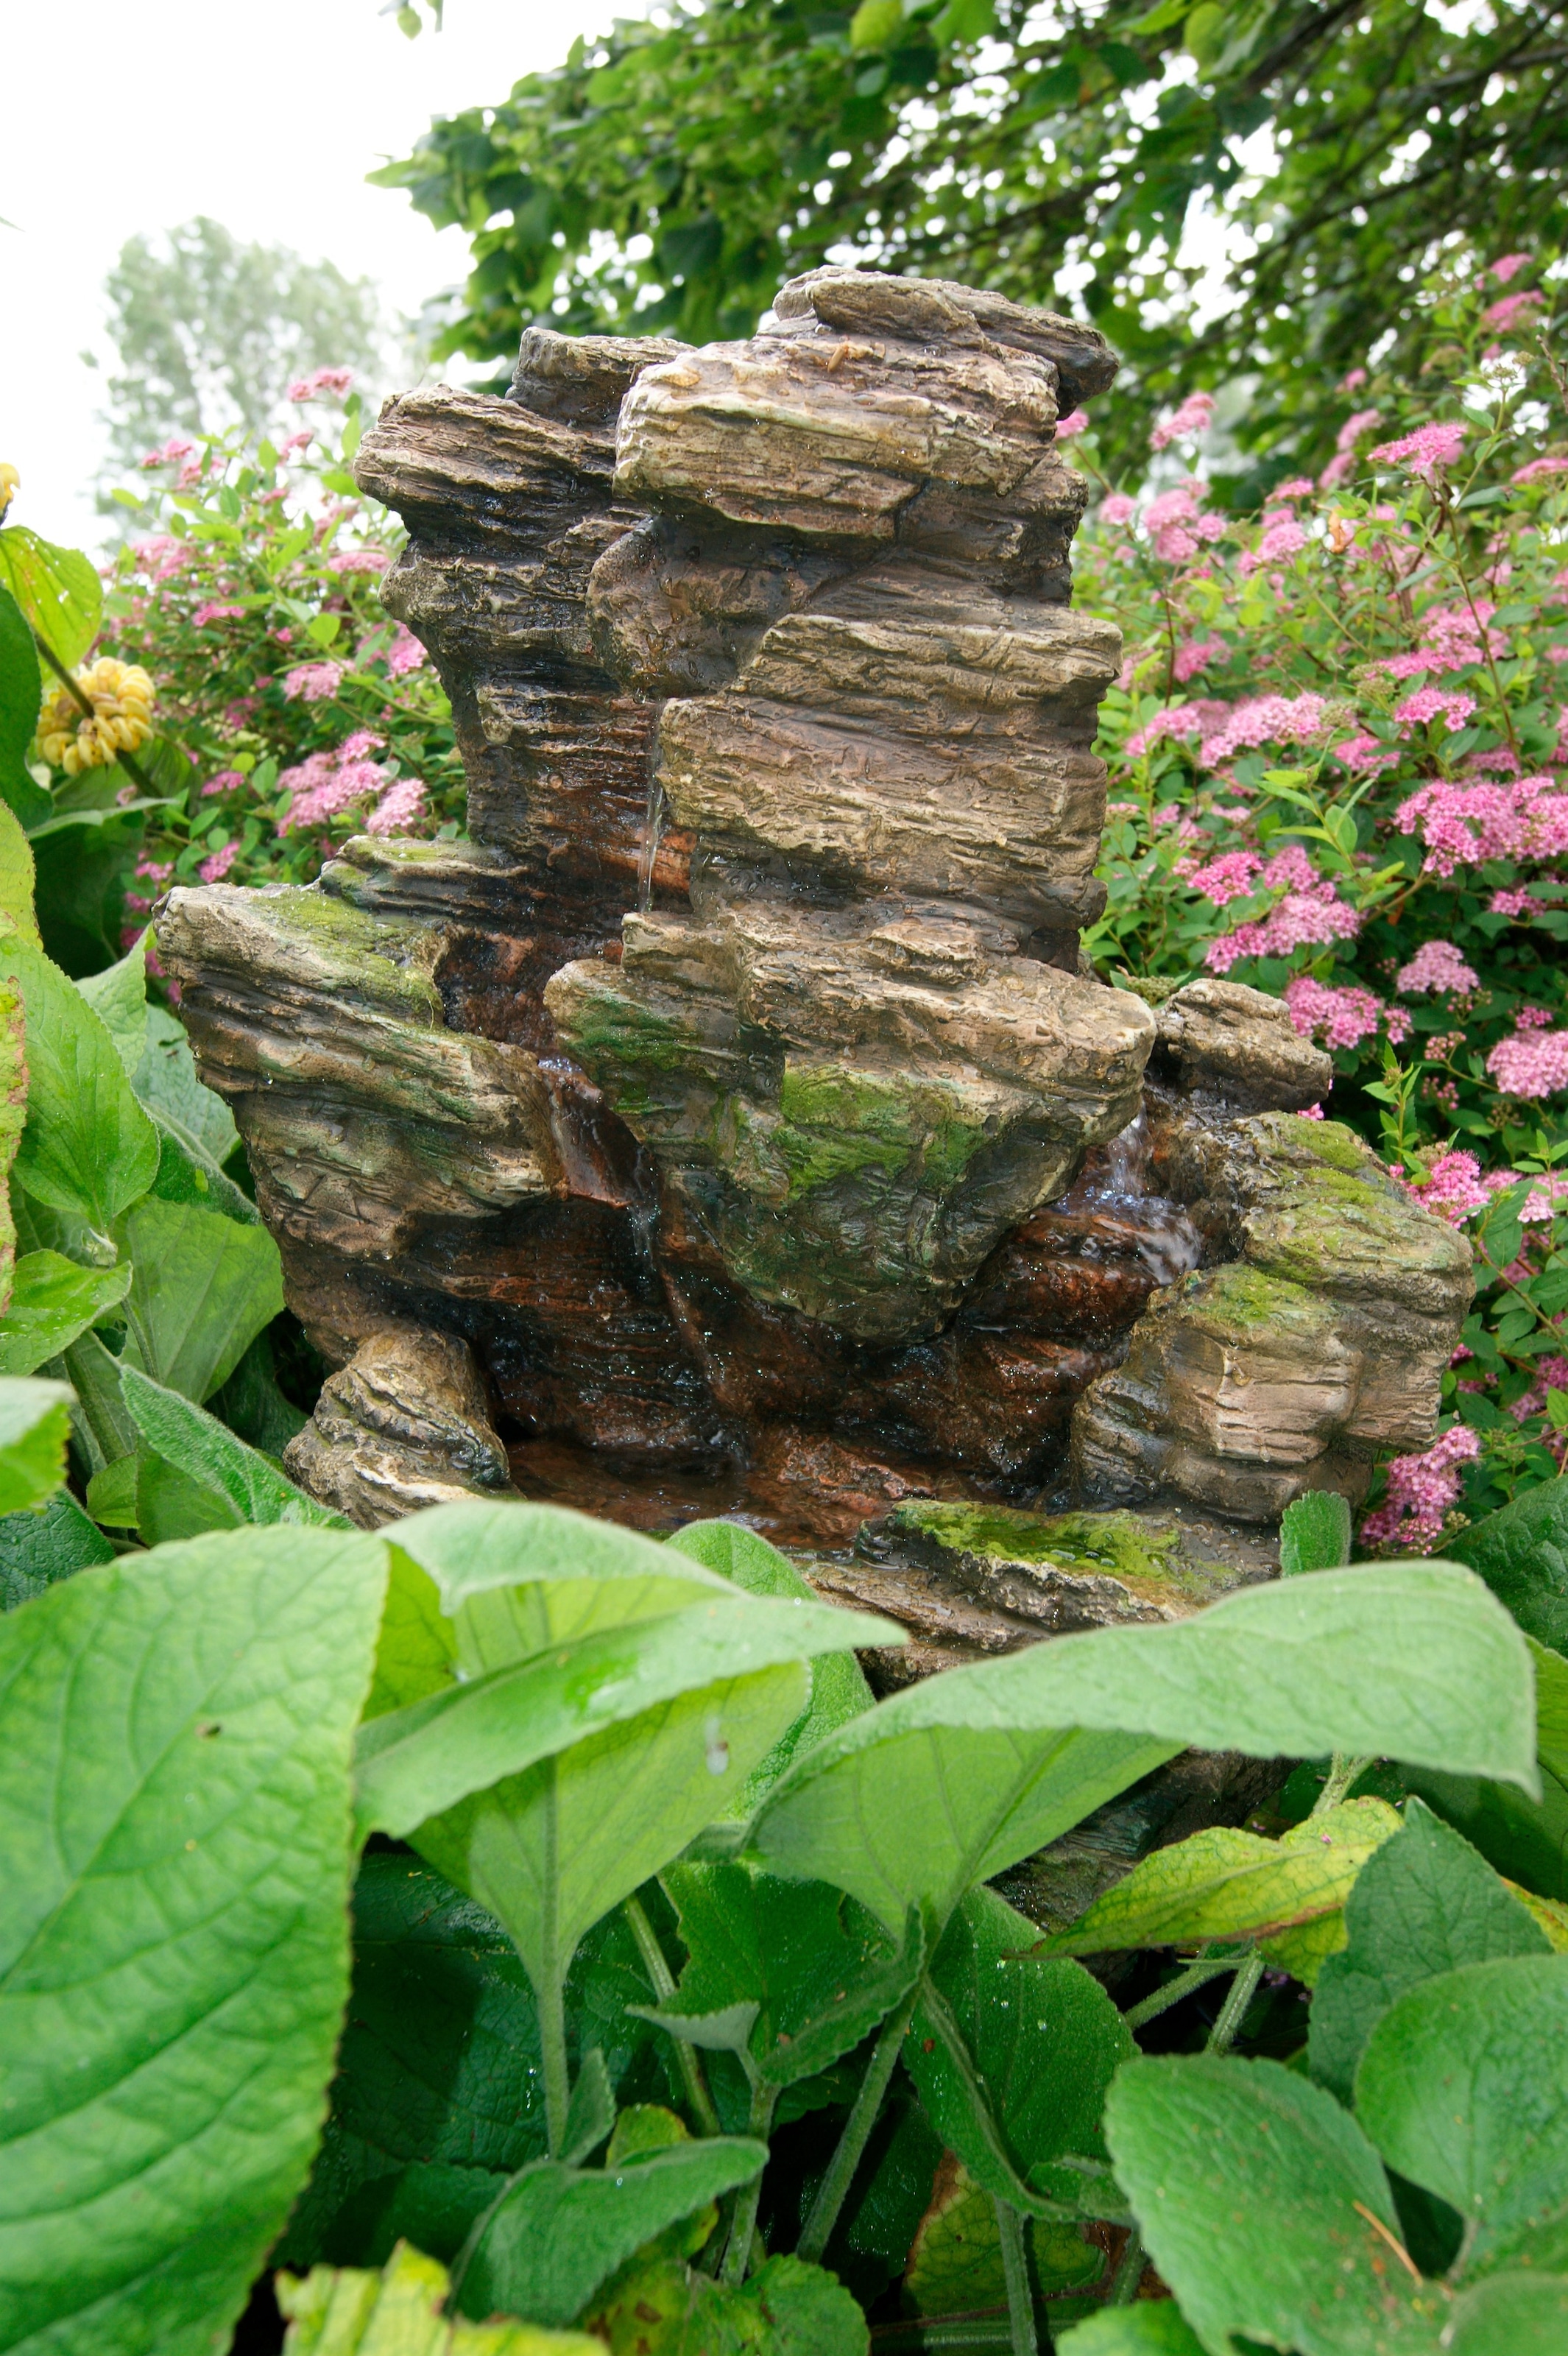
[1405,1638,1568,1901]
[1104,2056,1444,2355]
[116,1364,346,1542]
[650,1860,923,2089]
[453,2138,769,2327]
[0,1249,130,1376]
[0,1523,387,2355]
[582,2249,869,2352]
[76,929,149,1076]
[56,1328,139,1475]
[0,941,158,1233]
[905,1886,1134,2221]
[1037,1798,1402,1986]
[279,1858,664,2272]
[0,585,49,832]
[116,1193,283,1400]
[1308,1798,1550,2104]
[1279,1488,1352,1575]
[133,1005,240,1168]
[1355,1955,1568,2278]
[1449,1476,1568,1657]
[0,805,40,938]
[1445,2272,1568,2355]
[0,525,103,671]
[277,2240,601,2353]
[748,1562,1536,1937]
[1056,2311,1207,2355]
[0,1487,113,1611]
[0,1372,71,1514]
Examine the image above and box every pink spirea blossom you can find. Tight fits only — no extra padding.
[364,777,428,836]
[1396,774,1568,873]
[192,602,245,628]
[1491,887,1545,917]
[282,660,346,703]
[223,696,256,729]
[1150,391,1215,450]
[1271,478,1317,499]
[135,857,174,886]
[198,842,239,884]
[1255,516,1307,562]
[1516,1006,1557,1028]
[386,627,428,677]
[1173,635,1229,683]
[1054,409,1090,438]
[1369,421,1467,476]
[1482,290,1544,332]
[1337,408,1383,456]
[1395,939,1480,995]
[338,730,386,761]
[1486,1026,1568,1098]
[1490,253,1533,284]
[1404,1149,1492,1226]
[277,430,314,460]
[1198,692,1328,769]
[130,535,190,582]
[1145,483,1204,531]
[139,437,194,470]
[328,549,391,576]
[1154,526,1198,563]
[1334,733,1399,775]
[279,747,388,831]
[1185,850,1263,904]
[1208,883,1364,973]
[1393,687,1477,736]
[1282,975,1387,1048]
[1098,493,1137,527]
[1513,456,1568,485]
[289,367,355,401]
[1360,1425,1481,1551]
[201,770,245,798]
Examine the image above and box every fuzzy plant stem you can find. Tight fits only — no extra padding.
[992,2198,1039,2356]
[623,1893,721,2137]
[1207,1951,1266,2055]
[1314,1753,1375,1815]
[720,2081,779,2285]
[538,1968,572,2162]
[1108,2226,1146,2305]
[797,1982,919,2265]
[1123,1949,1241,2030]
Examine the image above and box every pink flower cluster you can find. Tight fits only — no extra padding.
[1173,635,1229,683]
[1513,456,1568,486]
[1369,421,1467,476]
[1491,887,1546,918]
[1099,493,1137,528]
[1054,409,1090,438]
[364,777,428,836]
[1333,733,1399,775]
[202,769,245,798]
[1382,601,1498,680]
[282,660,346,703]
[1282,975,1394,1049]
[140,436,194,470]
[1359,1425,1481,1550]
[1238,513,1307,574]
[1396,773,1568,875]
[1208,883,1363,974]
[328,549,391,576]
[198,842,239,884]
[278,746,386,831]
[1151,391,1215,451]
[1198,692,1328,769]
[387,626,427,677]
[1482,290,1544,334]
[1143,480,1228,563]
[1486,1025,1568,1100]
[289,368,355,401]
[1395,939,1480,995]
[1403,1149,1492,1226]
[1489,254,1532,285]
[1393,687,1476,736]
[1318,408,1382,490]
[130,535,191,582]
[192,602,246,628]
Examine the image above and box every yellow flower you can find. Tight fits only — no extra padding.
[37,657,156,775]
[0,464,18,522]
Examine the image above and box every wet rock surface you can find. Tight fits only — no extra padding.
[154,270,1466,1584]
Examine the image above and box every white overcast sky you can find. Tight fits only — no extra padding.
[3,0,626,551]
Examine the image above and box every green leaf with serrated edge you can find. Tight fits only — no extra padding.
[649,1860,924,2089]
[583,2248,869,2354]
[1104,2057,1441,2355]
[1055,2307,1207,2354]
[118,1363,345,1533]
[1036,1798,1402,1978]
[146,1122,259,1224]
[1355,1955,1568,2279]
[76,928,149,1076]
[1449,1474,1568,1655]
[279,1862,663,2273]
[0,977,24,1311]
[1444,2271,1568,2355]
[0,803,39,940]
[0,1523,387,2355]
[748,1563,1536,1941]
[906,1886,1134,2223]
[0,584,44,825]
[0,1249,130,1376]
[1308,1798,1550,2104]
[1279,1487,1352,1573]
[0,1486,112,1609]
[0,940,158,1232]
[57,1327,138,1475]
[0,524,102,669]
[0,1372,71,1514]
[116,1194,283,1400]
[133,1003,241,1171]
[453,2139,769,2326]
[355,1599,900,1840]
[277,2240,603,2353]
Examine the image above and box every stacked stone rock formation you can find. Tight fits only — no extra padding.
[155,270,1472,1551]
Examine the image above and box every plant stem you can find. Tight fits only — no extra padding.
[992,2198,1038,2356]
[720,2080,777,2285]
[1207,1952,1265,2055]
[1108,2226,1146,2304]
[797,1982,919,2264]
[624,1893,721,2137]
[1314,1753,1374,1816]
[539,1967,571,2161]
[1123,1950,1241,2029]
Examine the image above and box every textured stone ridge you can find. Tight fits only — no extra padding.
[1071,1105,1475,1520]
[550,267,1151,1338]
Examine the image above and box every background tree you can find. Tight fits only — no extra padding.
[88,216,389,477]
[372,0,1568,485]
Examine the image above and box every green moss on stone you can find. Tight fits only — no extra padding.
[883,1500,1183,1584]
[557,969,704,1079]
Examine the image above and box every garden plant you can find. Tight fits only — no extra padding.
[1,238,1568,2353]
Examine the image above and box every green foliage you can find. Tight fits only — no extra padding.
[0,937,158,1234]
[278,2241,602,2354]
[0,1249,131,1376]
[371,0,1567,470]
[1280,1488,1353,1576]
[0,1374,72,1514]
